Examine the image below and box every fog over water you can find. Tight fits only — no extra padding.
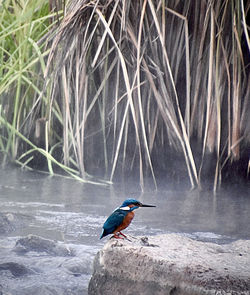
[0,167,249,294]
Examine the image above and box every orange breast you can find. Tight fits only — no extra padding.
[113,211,135,234]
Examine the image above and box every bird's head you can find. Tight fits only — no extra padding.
[120,198,156,210]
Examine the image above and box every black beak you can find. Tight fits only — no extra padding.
[140,204,156,207]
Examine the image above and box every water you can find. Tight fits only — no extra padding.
[0,167,249,294]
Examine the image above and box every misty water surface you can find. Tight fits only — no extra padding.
[0,167,249,294]
[1,167,249,242]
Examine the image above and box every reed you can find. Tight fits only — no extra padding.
[0,0,52,161]
[1,0,249,190]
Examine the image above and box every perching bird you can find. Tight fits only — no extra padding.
[100,198,156,239]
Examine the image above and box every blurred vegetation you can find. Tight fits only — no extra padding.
[0,0,249,190]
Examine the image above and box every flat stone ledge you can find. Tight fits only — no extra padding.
[88,234,250,295]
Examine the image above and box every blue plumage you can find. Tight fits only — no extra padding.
[121,198,142,207]
[100,198,155,239]
[100,208,129,239]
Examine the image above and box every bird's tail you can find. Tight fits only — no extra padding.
[100,229,105,239]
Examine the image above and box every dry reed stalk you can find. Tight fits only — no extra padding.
[148,0,198,185]
[136,0,158,188]
[165,7,191,139]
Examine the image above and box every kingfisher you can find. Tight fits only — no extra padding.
[100,198,156,239]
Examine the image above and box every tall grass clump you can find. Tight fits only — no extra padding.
[0,1,88,182]
[44,0,249,190]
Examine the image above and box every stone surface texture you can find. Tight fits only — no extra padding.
[88,234,250,295]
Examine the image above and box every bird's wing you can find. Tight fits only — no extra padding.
[103,209,127,235]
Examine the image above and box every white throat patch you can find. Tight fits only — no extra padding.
[119,206,131,211]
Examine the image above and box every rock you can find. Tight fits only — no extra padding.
[0,212,32,234]
[13,234,74,256]
[88,234,250,295]
[62,257,92,276]
[0,262,35,277]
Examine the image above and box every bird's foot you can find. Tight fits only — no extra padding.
[110,232,134,242]
[119,232,133,242]
[111,233,124,240]
[118,232,127,238]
